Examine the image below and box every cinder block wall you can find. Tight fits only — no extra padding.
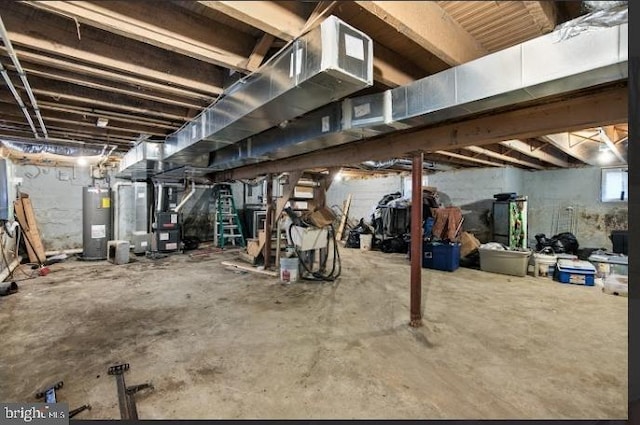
[426,166,627,250]
[12,164,92,251]
[326,175,404,225]
[523,167,627,250]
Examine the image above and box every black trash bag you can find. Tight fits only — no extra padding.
[345,218,371,248]
[554,232,579,255]
[380,236,408,253]
[535,232,579,254]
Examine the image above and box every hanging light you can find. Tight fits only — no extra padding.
[77,156,88,166]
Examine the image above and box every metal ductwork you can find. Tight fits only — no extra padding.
[116,141,163,181]
[162,15,373,168]
[207,14,627,171]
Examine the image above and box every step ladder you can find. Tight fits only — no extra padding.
[214,184,246,248]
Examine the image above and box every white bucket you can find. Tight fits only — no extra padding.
[280,257,299,283]
[533,252,557,277]
[359,234,373,251]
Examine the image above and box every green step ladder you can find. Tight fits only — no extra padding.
[215,184,246,248]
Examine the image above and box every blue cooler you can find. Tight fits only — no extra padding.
[422,242,460,272]
[555,259,596,286]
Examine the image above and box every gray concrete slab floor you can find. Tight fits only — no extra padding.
[0,247,627,419]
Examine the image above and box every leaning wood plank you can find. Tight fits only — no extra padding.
[221,260,278,277]
[13,199,36,263]
[336,193,352,241]
[13,197,46,264]
[21,197,47,263]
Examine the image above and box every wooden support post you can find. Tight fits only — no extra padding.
[263,174,274,269]
[410,152,424,327]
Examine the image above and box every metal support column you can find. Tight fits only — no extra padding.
[263,174,273,269]
[410,152,423,327]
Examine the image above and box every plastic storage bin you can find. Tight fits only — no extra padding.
[422,242,460,271]
[555,259,596,286]
[478,247,531,277]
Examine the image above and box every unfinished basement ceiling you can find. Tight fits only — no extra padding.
[0,1,628,173]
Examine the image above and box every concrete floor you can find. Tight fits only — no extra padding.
[0,247,627,419]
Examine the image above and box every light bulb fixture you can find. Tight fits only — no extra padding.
[77,156,88,166]
[334,172,343,182]
[96,117,109,127]
[598,149,614,163]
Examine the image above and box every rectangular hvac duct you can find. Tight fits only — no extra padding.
[207,20,627,172]
[162,15,373,167]
[391,22,628,127]
[116,141,163,181]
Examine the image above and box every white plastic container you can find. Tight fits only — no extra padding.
[533,252,557,277]
[280,257,299,283]
[359,234,373,251]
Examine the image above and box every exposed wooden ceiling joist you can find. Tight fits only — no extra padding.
[354,1,488,66]
[212,85,627,180]
[2,61,208,110]
[463,145,545,169]
[245,34,275,72]
[435,150,503,167]
[0,102,166,137]
[2,4,224,94]
[4,47,217,102]
[499,139,571,168]
[199,0,422,87]
[522,1,558,33]
[26,0,255,71]
[32,101,181,130]
[538,133,599,166]
[599,126,627,164]
[9,78,196,122]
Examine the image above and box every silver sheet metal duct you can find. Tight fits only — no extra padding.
[116,141,163,181]
[207,17,627,171]
[162,15,373,167]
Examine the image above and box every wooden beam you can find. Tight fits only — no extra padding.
[500,139,571,168]
[11,77,195,122]
[26,1,254,70]
[0,103,167,137]
[600,126,627,164]
[2,118,136,142]
[201,0,422,87]
[0,127,133,147]
[538,134,599,166]
[4,47,218,101]
[198,1,308,41]
[33,102,180,130]
[245,34,275,72]
[3,62,208,110]
[2,4,224,94]
[463,146,545,170]
[354,1,488,66]
[435,150,503,167]
[522,1,558,33]
[212,85,627,180]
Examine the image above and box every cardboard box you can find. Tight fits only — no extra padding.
[308,206,336,228]
[460,231,481,258]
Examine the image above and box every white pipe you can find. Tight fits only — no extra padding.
[174,180,196,212]
[0,14,48,138]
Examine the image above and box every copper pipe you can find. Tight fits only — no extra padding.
[410,152,424,327]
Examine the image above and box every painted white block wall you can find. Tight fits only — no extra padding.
[422,165,626,250]
[327,175,403,224]
[522,167,627,250]
[13,164,92,250]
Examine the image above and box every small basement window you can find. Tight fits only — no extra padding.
[601,167,628,202]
